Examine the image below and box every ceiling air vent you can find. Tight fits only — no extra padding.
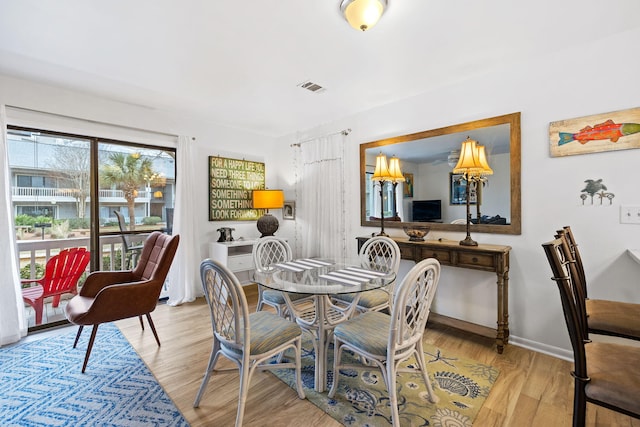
[298,80,326,93]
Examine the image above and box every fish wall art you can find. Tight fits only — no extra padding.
[549,107,640,157]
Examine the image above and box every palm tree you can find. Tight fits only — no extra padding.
[101,152,154,230]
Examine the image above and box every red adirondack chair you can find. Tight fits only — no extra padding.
[21,247,90,325]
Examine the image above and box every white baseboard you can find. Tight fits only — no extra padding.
[508,335,573,362]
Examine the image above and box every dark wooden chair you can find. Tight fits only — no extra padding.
[556,226,640,341]
[542,237,640,426]
[65,231,179,372]
[114,210,145,268]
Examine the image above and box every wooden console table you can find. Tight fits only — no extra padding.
[357,236,511,353]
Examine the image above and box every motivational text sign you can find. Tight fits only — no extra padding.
[209,156,265,221]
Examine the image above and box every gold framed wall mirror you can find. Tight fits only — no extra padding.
[360,112,521,235]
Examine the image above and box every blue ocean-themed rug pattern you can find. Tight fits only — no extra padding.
[0,323,188,426]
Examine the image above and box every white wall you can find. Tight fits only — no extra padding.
[0,74,279,283]
[273,27,640,357]
[3,26,639,358]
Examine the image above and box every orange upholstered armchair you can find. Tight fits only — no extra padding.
[65,231,179,372]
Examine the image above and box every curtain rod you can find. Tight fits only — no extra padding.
[290,128,351,147]
[6,105,180,139]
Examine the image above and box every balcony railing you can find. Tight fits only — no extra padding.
[17,234,148,278]
[12,186,153,201]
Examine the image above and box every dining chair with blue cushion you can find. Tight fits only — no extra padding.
[252,236,308,318]
[329,258,441,427]
[333,235,401,313]
[194,259,306,427]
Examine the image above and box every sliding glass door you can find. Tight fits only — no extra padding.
[7,127,175,329]
[96,142,175,271]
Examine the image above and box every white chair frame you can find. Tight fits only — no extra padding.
[252,236,294,317]
[334,235,401,313]
[328,258,441,427]
[194,259,306,426]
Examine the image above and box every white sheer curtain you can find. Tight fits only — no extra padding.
[167,135,201,305]
[0,105,27,346]
[295,133,347,261]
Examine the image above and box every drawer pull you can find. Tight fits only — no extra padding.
[432,253,438,258]
[472,257,478,263]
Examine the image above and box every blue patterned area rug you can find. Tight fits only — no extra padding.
[272,339,499,427]
[0,323,188,426]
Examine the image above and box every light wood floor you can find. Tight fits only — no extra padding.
[114,289,640,427]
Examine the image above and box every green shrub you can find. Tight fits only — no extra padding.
[15,215,54,229]
[20,263,45,281]
[34,215,54,225]
[15,214,36,227]
[142,216,162,225]
[102,249,131,271]
[67,217,90,229]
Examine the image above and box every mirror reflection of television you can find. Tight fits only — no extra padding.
[412,200,442,222]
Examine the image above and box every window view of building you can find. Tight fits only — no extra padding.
[7,127,176,328]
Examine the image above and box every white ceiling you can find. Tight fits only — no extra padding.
[0,1,638,137]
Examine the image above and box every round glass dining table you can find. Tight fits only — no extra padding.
[260,258,396,392]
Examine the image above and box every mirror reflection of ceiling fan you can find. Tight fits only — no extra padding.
[430,149,460,167]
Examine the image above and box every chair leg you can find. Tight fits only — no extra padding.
[573,379,587,427]
[82,324,99,373]
[386,361,401,427]
[138,315,145,330]
[415,341,439,403]
[236,362,251,427]
[328,338,343,398]
[146,313,161,347]
[294,336,306,399]
[34,298,44,325]
[194,340,221,407]
[73,326,84,348]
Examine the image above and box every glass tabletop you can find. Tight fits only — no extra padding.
[261,258,396,295]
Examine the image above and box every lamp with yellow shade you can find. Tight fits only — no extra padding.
[453,137,493,246]
[252,189,285,237]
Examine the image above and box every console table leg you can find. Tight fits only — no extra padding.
[495,263,510,354]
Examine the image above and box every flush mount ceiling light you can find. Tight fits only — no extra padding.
[340,0,388,31]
